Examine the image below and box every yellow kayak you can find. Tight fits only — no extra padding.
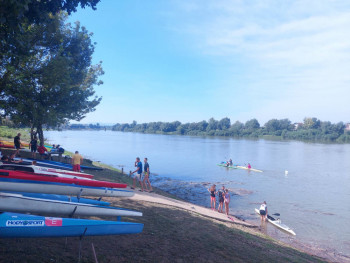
[1,141,29,147]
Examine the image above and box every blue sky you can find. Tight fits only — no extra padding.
[69,0,350,125]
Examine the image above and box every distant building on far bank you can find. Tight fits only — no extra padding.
[293,123,303,130]
[345,123,350,131]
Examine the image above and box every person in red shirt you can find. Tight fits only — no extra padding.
[37,145,48,159]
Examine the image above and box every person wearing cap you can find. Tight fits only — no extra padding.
[72,151,83,172]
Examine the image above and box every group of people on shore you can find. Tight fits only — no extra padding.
[5,132,84,172]
[130,157,153,192]
[208,184,268,221]
[207,184,230,215]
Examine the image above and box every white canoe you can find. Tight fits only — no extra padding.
[0,178,134,198]
[255,208,296,235]
[0,192,142,217]
[0,163,91,180]
[237,166,263,173]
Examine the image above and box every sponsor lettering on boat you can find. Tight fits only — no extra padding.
[6,220,45,227]
[45,218,63,226]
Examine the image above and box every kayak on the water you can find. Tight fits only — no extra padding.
[236,166,263,173]
[0,212,143,238]
[254,208,296,235]
[217,163,238,169]
[217,162,238,169]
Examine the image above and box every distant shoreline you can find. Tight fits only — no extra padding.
[57,128,350,144]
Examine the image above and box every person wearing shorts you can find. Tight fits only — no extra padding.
[13,133,21,156]
[131,157,144,191]
[72,151,83,172]
[217,185,225,213]
[259,201,268,221]
[29,137,38,158]
[207,184,217,210]
[224,189,230,216]
[143,158,153,192]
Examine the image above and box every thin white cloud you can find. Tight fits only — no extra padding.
[169,0,350,122]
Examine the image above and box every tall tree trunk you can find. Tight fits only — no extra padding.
[37,124,44,146]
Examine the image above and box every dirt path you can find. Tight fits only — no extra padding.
[130,189,254,227]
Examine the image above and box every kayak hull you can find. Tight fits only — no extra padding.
[2,191,110,206]
[0,164,93,180]
[22,158,103,171]
[0,169,126,188]
[0,212,143,238]
[0,177,134,197]
[255,208,296,235]
[217,163,238,169]
[0,193,142,217]
[237,166,263,173]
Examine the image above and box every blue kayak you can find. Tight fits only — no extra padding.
[0,212,143,238]
[22,158,103,171]
[1,191,110,206]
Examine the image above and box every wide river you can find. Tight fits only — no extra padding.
[46,130,350,259]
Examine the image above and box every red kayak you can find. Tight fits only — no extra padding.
[0,169,127,189]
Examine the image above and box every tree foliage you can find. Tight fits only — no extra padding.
[1,13,103,144]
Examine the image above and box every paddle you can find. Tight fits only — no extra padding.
[272,213,280,216]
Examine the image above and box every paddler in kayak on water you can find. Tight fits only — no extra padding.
[259,201,268,221]
[247,163,252,169]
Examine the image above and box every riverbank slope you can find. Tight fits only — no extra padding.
[0,150,329,262]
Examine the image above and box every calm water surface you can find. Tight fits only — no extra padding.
[45,130,350,258]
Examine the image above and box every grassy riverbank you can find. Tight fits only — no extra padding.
[0,150,328,262]
[0,126,30,141]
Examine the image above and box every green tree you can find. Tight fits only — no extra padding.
[245,119,260,130]
[206,118,218,132]
[0,0,101,95]
[230,121,244,136]
[264,119,280,132]
[218,117,231,130]
[303,117,320,129]
[0,14,103,145]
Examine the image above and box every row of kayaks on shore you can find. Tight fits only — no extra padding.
[0,155,144,238]
[217,163,263,173]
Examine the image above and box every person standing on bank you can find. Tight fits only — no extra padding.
[259,201,268,221]
[14,133,22,157]
[207,184,217,210]
[143,158,153,192]
[224,189,230,216]
[29,136,38,159]
[72,151,83,172]
[217,185,225,213]
[131,157,144,191]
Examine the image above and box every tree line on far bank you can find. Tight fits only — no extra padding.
[110,117,350,143]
